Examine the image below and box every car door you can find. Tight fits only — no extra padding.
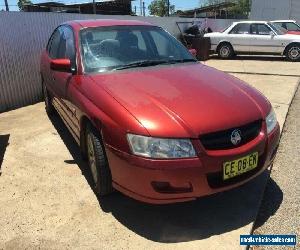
[46,26,79,133]
[248,24,280,53]
[49,26,76,106]
[43,28,61,96]
[227,23,251,53]
[58,26,81,135]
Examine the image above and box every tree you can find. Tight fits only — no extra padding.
[148,0,175,17]
[201,0,251,18]
[169,5,175,15]
[18,0,32,11]
[230,0,251,17]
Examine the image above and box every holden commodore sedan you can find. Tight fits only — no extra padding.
[204,21,300,61]
[40,19,280,204]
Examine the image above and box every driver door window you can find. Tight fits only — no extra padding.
[48,28,62,59]
[59,26,76,70]
[256,24,272,35]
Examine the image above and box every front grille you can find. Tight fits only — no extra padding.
[207,155,265,189]
[200,120,262,150]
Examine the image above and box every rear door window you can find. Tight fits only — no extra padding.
[230,23,250,34]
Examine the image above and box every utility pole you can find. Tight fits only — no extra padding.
[142,1,145,16]
[4,0,9,11]
[134,6,137,15]
[140,0,143,15]
[93,0,96,14]
[167,0,170,16]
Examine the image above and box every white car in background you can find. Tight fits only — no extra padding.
[204,21,300,61]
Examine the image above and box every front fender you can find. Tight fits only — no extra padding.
[72,76,149,154]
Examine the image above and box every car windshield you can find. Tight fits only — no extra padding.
[80,25,196,73]
[221,24,232,33]
[286,22,300,31]
[268,23,287,35]
[295,22,300,29]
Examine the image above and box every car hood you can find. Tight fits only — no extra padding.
[90,63,270,138]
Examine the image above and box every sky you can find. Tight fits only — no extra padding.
[2,0,203,13]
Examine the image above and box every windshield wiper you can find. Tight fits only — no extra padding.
[114,58,197,71]
[114,60,169,70]
[168,58,197,63]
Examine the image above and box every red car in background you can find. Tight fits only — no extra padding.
[40,19,280,204]
[271,20,300,35]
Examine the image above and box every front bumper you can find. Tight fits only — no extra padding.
[105,123,280,204]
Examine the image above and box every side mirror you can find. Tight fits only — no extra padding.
[50,59,72,72]
[189,48,197,57]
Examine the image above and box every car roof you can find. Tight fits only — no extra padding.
[66,19,155,28]
[232,20,269,25]
[271,20,296,23]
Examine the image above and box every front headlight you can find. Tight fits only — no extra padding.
[127,134,196,159]
[266,108,277,134]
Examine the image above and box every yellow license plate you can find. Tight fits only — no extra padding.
[223,152,258,180]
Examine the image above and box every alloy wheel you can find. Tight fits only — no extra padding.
[220,46,230,58]
[87,133,98,184]
[288,47,300,60]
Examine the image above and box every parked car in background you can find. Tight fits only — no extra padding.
[204,21,300,61]
[41,19,280,204]
[271,20,300,35]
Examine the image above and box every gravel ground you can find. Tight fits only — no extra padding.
[253,83,300,250]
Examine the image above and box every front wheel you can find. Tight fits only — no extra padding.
[218,43,234,59]
[86,124,113,196]
[285,45,300,61]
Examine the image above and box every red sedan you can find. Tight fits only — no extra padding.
[40,19,280,204]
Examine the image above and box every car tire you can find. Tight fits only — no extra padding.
[86,123,113,196]
[285,44,300,61]
[218,43,234,59]
[43,84,55,115]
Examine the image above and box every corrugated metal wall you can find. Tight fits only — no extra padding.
[0,12,234,113]
[291,0,300,20]
[251,0,300,21]
[250,0,291,20]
